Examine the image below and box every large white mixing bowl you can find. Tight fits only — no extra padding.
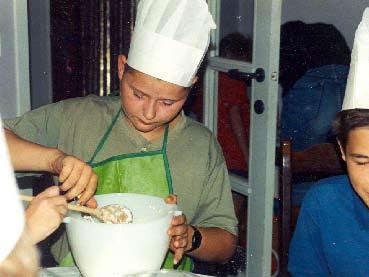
[64,193,179,277]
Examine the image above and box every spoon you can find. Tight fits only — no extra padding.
[20,195,133,224]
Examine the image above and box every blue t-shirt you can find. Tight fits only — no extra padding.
[281,64,348,151]
[288,175,369,276]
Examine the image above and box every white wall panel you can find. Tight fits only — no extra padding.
[0,0,30,119]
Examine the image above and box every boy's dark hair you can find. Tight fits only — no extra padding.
[332,109,369,147]
[219,32,252,61]
[279,21,351,91]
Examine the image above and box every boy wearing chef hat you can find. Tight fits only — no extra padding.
[4,0,238,271]
[288,8,369,275]
[0,120,39,276]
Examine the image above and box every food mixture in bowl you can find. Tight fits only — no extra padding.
[83,204,133,224]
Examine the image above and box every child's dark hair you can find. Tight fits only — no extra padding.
[332,109,369,147]
[219,32,252,61]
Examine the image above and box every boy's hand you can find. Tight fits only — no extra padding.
[165,194,190,265]
[52,154,97,205]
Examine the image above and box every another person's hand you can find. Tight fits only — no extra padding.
[25,186,67,244]
[52,153,97,206]
[165,195,189,265]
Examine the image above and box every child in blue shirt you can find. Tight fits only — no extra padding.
[289,108,369,276]
[289,8,369,275]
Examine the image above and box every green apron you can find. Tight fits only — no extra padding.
[61,109,192,271]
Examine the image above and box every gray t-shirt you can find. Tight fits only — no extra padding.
[4,94,237,235]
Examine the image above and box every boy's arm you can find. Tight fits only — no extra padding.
[4,128,97,205]
[5,128,64,173]
[185,226,236,262]
[186,136,237,262]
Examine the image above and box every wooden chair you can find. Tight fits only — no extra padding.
[278,139,346,275]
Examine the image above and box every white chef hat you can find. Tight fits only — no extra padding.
[0,117,25,263]
[127,0,216,87]
[342,8,369,110]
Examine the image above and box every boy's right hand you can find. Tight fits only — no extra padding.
[25,186,67,244]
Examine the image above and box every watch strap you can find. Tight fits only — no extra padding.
[186,225,202,253]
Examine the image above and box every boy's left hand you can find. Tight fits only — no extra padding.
[165,195,189,265]
[52,153,97,205]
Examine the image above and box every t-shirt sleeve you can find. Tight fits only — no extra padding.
[288,188,330,276]
[192,135,238,235]
[3,102,64,148]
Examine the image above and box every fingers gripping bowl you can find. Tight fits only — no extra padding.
[64,193,180,277]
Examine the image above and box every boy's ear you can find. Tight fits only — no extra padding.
[118,55,127,81]
[337,140,346,161]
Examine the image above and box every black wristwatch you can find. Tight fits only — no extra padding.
[186,225,202,253]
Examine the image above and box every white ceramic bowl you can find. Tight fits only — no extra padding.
[64,193,179,277]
